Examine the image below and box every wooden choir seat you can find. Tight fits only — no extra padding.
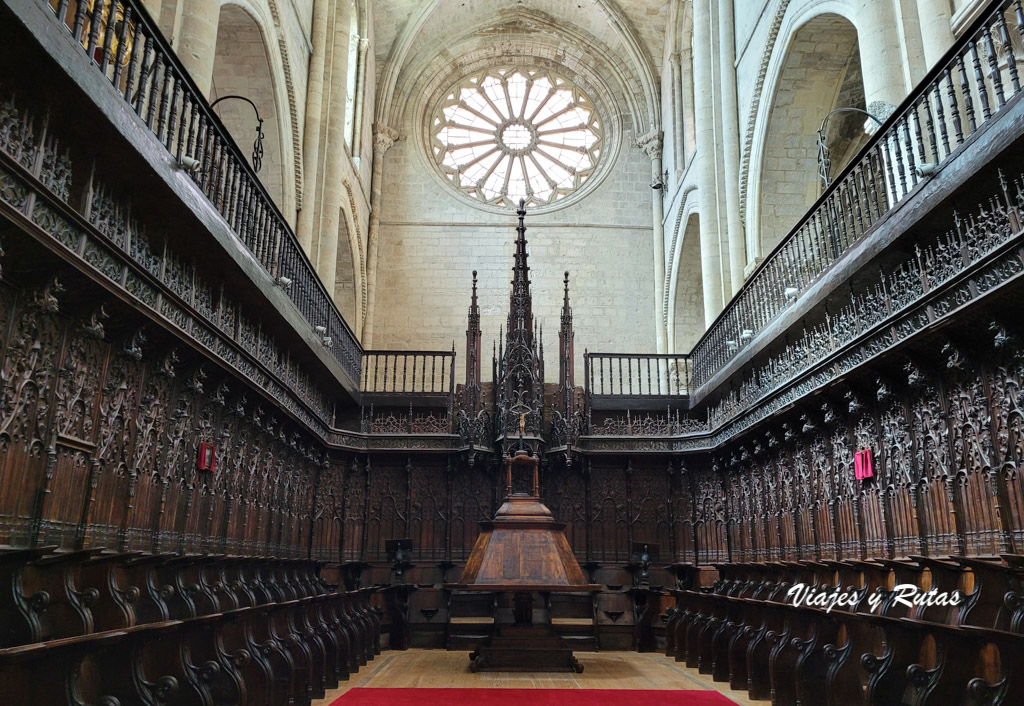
[549,592,598,651]
[446,590,496,650]
[664,557,1024,705]
[0,547,382,706]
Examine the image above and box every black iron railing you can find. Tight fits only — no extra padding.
[688,0,1024,388]
[44,0,362,381]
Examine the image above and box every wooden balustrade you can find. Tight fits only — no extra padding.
[0,548,381,705]
[688,0,1024,389]
[362,350,456,397]
[41,0,362,382]
[584,353,690,399]
[664,558,1024,704]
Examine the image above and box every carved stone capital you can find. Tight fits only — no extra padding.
[635,129,664,160]
[372,123,400,154]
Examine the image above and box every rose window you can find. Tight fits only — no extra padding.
[430,69,603,209]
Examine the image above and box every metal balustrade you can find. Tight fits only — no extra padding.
[361,350,456,396]
[43,0,362,381]
[688,0,1024,389]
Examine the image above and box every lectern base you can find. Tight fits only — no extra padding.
[468,625,584,673]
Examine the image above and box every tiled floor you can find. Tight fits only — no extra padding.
[314,649,757,705]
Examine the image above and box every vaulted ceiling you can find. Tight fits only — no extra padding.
[371,0,670,135]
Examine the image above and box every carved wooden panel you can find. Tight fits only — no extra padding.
[449,460,493,562]
[0,288,63,546]
[342,459,367,561]
[879,389,922,557]
[912,379,958,555]
[312,462,343,563]
[692,463,728,564]
[365,460,408,561]
[992,347,1024,551]
[673,463,695,564]
[630,464,671,557]
[810,431,837,560]
[589,462,629,563]
[407,459,448,562]
[947,349,1003,555]
[545,461,588,560]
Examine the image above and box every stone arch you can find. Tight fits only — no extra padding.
[668,209,704,354]
[334,209,358,330]
[379,2,658,135]
[749,12,866,257]
[667,0,695,175]
[210,2,295,218]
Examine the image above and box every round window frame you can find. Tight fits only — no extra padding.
[421,66,618,215]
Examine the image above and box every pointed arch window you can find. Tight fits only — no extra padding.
[431,69,603,209]
[344,3,359,150]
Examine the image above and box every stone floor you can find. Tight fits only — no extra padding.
[314,649,758,705]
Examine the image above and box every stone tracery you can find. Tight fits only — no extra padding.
[430,68,603,209]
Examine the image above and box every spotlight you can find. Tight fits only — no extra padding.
[784,287,799,303]
[322,336,333,348]
[314,325,327,334]
[915,163,937,178]
[275,276,293,288]
[740,329,754,343]
[179,155,201,173]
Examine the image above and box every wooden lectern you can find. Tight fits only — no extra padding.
[446,446,601,672]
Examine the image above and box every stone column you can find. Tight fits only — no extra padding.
[361,124,400,346]
[692,0,724,325]
[176,0,220,95]
[351,1,370,159]
[312,1,356,304]
[669,53,684,173]
[296,0,331,253]
[638,130,667,353]
[679,47,696,162]
[143,0,163,27]
[717,0,746,295]
[915,0,954,69]
[855,0,907,107]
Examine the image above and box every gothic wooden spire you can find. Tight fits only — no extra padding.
[495,199,544,450]
[558,271,575,417]
[463,270,481,414]
[508,198,534,342]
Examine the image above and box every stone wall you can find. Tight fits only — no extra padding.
[372,130,657,381]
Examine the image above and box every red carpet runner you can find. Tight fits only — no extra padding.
[329,688,738,705]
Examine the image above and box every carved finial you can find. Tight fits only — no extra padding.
[991,320,1012,349]
[83,305,109,340]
